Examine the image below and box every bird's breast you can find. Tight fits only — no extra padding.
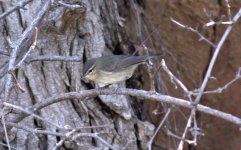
[95,65,138,84]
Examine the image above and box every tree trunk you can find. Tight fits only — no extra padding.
[1,0,241,150]
[0,0,155,149]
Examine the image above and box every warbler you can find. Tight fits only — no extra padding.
[82,54,163,84]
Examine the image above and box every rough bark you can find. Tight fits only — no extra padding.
[1,0,241,150]
[0,0,153,149]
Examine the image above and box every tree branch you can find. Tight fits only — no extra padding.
[1,87,238,134]
[26,55,82,63]
[4,0,51,102]
[194,8,241,104]
[148,108,171,150]
[0,0,32,20]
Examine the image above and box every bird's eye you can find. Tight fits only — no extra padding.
[88,68,93,73]
[87,65,95,74]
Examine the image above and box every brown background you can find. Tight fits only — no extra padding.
[126,1,241,149]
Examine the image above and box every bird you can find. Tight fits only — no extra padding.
[82,54,164,85]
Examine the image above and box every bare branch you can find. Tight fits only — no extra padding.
[225,0,232,21]
[72,132,119,150]
[26,55,82,63]
[161,59,189,94]
[205,20,233,27]
[6,122,65,137]
[177,110,195,150]
[0,53,82,63]
[4,0,51,102]
[6,122,117,150]
[0,0,32,20]
[0,142,16,150]
[171,7,241,150]
[170,18,216,47]
[0,50,9,56]
[1,107,11,150]
[15,27,39,69]
[148,108,171,150]
[203,6,232,27]
[57,0,85,11]
[3,102,64,129]
[3,101,112,131]
[52,129,76,150]
[8,0,50,71]
[194,8,241,104]
[167,129,201,145]
[192,67,241,95]
[73,124,112,130]
[19,88,241,126]
[9,71,25,93]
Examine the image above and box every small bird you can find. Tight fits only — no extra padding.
[82,54,163,85]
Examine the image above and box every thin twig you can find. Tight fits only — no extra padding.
[52,139,65,150]
[177,109,195,150]
[6,122,117,150]
[52,129,76,150]
[0,0,32,20]
[123,139,136,150]
[9,71,25,93]
[170,18,216,47]
[148,108,171,150]
[72,133,119,150]
[205,20,233,27]
[0,50,9,56]
[15,27,39,68]
[160,59,194,102]
[0,54,81,79]
[26,55,82,63]
[73,124,112,130]
[6,122,64,137]
[192,67,241,95]
[203,7,232,27]
[1,107,11,150]
[0,53,83,63]
[58,1,85,10]
[167,130,197,145]
[161,59,189,94]
[3,102,63,129]
[4,0,51,105]
[0,142,16,150]
[194,8,241,104]
[189,114,203,146]
[225,0,232,21]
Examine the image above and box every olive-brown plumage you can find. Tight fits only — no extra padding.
[82,54,162,84]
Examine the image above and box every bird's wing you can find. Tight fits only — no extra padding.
[103,55,146,72]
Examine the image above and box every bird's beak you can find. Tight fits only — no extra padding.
[80,75,86,80]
